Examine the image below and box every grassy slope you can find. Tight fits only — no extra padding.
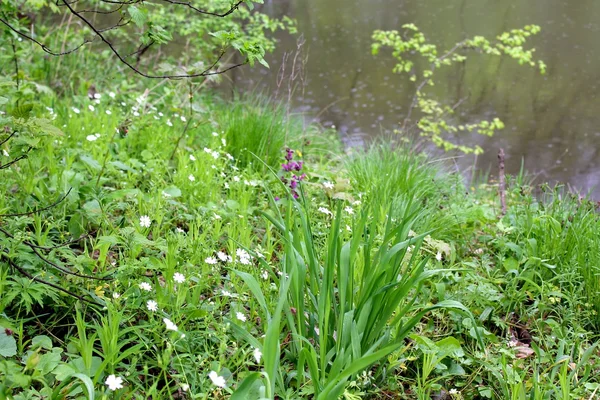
[1,90,600,399]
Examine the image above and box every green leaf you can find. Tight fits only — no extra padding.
[162,185,182,198]
[128,5,147,28]
[32,335,53,350]
[0,327,17,357]
[230,372,262,400]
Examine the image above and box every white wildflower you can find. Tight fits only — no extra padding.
[109,92,116,98]
[208,371,226,388]
[163,317,178,331]
[344,206,354,215]
[216,251,231,262]
[72,107,80,114]
[139,215,151,228]
[88,105,95,112]
[323,182,334,190]
[112,292,120,299]
[94,93,102,99]
[253,348,262,363]
[436,251,442,262]
[146,300,158,312]
[318,207,333,216]
[212,131,219,137]
[139,282,152,292]
[236,312,247,322]
[180,115,187,122]
[166,120,173,127]
[106,110,112,115]
[205,256,218,265]
[105,374,124,391]
[173,272,186,284]
[233,176,240,182]
[188,174,195,182]
[86,134,98,142]
[189,154,196,161]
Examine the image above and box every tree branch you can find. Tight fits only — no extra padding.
[158,0,243,17]
[60,0,247,79]
[2,253,104,306]
[0,17,94,56]
[0,187,72,217]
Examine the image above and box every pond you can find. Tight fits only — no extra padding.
[223,0,600,197]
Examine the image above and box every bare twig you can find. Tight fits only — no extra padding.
[2,253,104,306]
[0,187,72,217]
[60,0,247,79]
[157,0,243,17]
[0,147,33,170]
[0,17,94,56]
[498,148,507,216]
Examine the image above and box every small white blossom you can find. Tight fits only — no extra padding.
[233,176,240,182]
[133,111,140,117]
[106,110,112,115]
[86,134,98,142]
[323,182,334,190]
[139,282,152,292]
[205,256,218,265]
[109,92,116,98]
[72,107,80,114]
[146,300,158,312]
[212,131,219,137]
[180,115,186,122]
[213,213,221,220]
[139,215,151,228]
[449,389,459,395]
[189,154,196,161]
[211,151,219,159]
[163,318,178,331]
[436,251,442,262]
[105,374,124,391]
[253,348,262,363]
[188,174,195,182]
[112,292,121,299]
[88,105,95,112]
[158,112,164,117]
[344,206,354,215]
[208,371,226,388]
[166,120,173,127]
[236,312,247,322]
[94,93,102,99]
[173,272,186,284]
[2,150,9,157]
[318,207,333,216]
[181,383,189,392]
[216,251,231,262]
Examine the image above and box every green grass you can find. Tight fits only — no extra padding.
[2,60,600,400]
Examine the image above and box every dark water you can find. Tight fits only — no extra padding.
[224,0,600,196]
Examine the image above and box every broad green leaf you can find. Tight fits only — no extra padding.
[0,327,17,357]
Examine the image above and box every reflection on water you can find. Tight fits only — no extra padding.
[224,0,600,196]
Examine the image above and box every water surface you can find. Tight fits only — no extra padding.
[225,0,600,196]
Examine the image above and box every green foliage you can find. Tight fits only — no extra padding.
[372,24,545,154]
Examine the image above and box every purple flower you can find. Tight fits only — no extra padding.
[290,180,298,189]
[292,190,299,199]
[294,161,303,171]
[285,148,294,161]
[274,196,280,201]
[282,163,292,172]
